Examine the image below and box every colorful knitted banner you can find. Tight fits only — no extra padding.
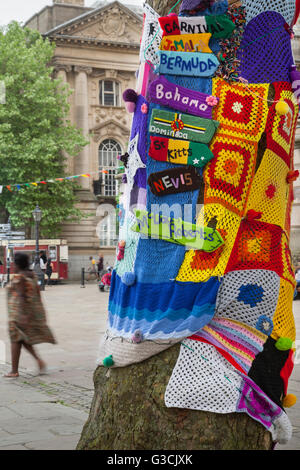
[149,136,215,168]
[131,209,224,252]
[157,51,219,77]
[148,76,216,119]
[158,14,235,39]
[149,109,219,144]
[147,166,202,197]
[160,33,212,53]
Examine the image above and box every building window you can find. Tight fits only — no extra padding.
[99,80,120,107]
[98,139,122,197]
[98,213,118,247]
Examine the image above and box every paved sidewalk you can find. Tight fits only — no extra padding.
[0,371,88,450]
[0,282,108,450]
[0,283,299,450]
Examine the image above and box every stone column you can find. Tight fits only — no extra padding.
[74,65,92,190]
[54,65,73,173]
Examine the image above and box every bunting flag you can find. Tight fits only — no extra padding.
[0,170,109,193]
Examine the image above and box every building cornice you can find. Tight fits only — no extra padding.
[48,34,140,49]
[45,1,142,37]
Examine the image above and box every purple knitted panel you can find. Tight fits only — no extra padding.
[130,95,149,189]
[238,11,293,84]
[179,0,228,15]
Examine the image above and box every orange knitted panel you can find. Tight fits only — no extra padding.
[212,78,270,142]
[204,133,258,216]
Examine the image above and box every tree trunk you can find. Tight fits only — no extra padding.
[77,344,272,450]
[77,0,272,451]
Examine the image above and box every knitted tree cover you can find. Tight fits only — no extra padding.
[98,0,299,446]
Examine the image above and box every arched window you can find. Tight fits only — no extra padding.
[98,139,122,197]
[98,212,118,248]
[99,80,120,107]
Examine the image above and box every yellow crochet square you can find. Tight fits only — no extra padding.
[204,133,258,217]
[176,203,241,282]
[246,149,290,229]
[271,277,296,342]
[212,78,269,142]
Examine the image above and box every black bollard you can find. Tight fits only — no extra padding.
[81,267,85,288]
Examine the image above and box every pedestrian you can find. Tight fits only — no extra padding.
[45,257,53,286]
[87,256,97,281]
[39,251,47,274]
[97,252,104,280]
[99,267,112,292]
[4,252,56,378]
[294,267,300,300]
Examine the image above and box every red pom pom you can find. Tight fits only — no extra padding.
[246,210,263,221]
[287,170,299,184]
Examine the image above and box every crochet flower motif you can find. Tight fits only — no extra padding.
[232,101,243,114]
[256,315,273,335]
[237,284,264,308]
[206,95,218,107]
[141,103,148,114]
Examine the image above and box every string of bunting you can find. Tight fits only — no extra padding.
[0,169,111,194]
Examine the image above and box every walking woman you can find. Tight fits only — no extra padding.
[4,252,56,378]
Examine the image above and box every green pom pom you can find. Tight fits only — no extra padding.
[103,355,114,367]
[275,337,293,351]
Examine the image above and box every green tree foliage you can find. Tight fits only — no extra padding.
[0,22,88,237]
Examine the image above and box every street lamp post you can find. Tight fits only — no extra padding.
[32,205,45,291]
[6,217,12,284]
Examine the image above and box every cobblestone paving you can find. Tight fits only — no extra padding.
[0,365,94,412]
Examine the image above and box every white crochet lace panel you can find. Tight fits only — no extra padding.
[165,339,242,413]
[242,0,295,26]
[215,269,280,329]
[139,3,162,66]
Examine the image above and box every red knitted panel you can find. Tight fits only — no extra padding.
[225,218,284,277]
[265,82,298,168]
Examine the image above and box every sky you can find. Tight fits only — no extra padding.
[0,0,143,27]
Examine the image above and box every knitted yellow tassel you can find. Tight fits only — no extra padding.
[275,101,289,115]
[283,394,297,408]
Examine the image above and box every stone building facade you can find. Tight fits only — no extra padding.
[25,0,143,278]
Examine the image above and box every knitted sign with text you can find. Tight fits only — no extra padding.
[98,0,299,446]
